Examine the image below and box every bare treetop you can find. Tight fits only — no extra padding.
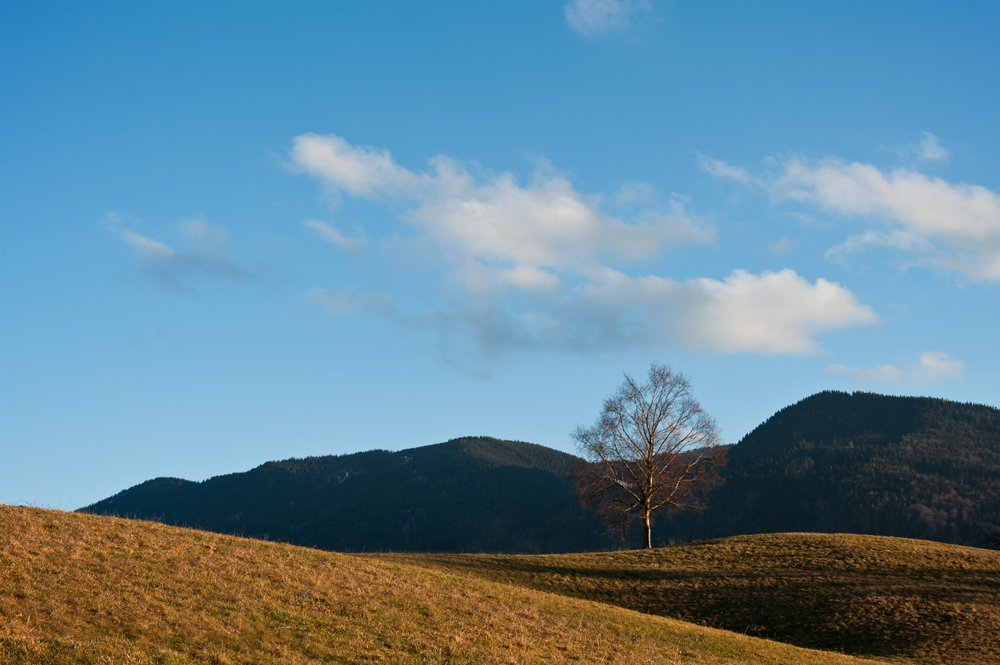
[573,363,726,549]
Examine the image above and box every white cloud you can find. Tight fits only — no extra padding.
[917,131,948,162]
[696,153,751,184]
[293,133,878,361]
[304,219,365,249]
[772,156,1000,281]
[563,0,650,37]
[460,262,564,294]
[408,167,714,284]
[291,133,715,293]
[114,216,248,291]
[121,229,176,260]
[308,268,876,360]
[827,351,964,386]
[823,229,934,267]
[288,133,423,198]
[581,268,878,355]
[701,141,1000,282]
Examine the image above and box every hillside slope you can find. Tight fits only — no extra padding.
[389,532,1000,664]
[669,391,1000,547]
[81,436,620,553]
[0,506,887,665]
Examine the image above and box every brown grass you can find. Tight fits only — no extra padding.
[0,505,891,664]
[382,533,1000,665]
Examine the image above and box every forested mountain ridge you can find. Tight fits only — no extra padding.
[81,392,1000,552]
[668,391,1000,546]
[81,436,618,553]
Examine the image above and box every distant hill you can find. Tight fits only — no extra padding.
[81,436,623,553]
[668,391,1000,547]
[82,392,1000,552]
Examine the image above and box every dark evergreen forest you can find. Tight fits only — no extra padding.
[81,392,1000,552]
[667,391,1000,547]
[82,437,623,553]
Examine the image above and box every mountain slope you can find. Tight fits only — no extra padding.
[1,506,889,665]
[669,391,1000,546]
[81,392,1000,552]
[81,436,618,553]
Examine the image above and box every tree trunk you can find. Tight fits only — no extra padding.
[643,509,652,549]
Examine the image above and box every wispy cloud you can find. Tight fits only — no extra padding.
[307,287,393,315]
[768,237,797,255]
[700,137,1000,282]
[304,219,365,250]
[563,0,652,38]
[696,153,751,184]
[578,268,877,355]
[613,181,658,207]
[916,131,948,162]
[291,132,715,294]
[774,157,1000,281]
[100,210,139,230]
[288,133,424,199]
[308,268,876,362]
[827,351,964,387]
[109,213,249,292]
[291,133,878,363]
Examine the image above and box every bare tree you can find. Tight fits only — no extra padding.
[572,363,727,549]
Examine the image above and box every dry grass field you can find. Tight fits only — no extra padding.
[385,533,1000,665]
[0,505,894,664]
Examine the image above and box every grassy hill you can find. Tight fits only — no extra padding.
[81,436,621,553]
[388,532,1000,664]
[1,505,889,665]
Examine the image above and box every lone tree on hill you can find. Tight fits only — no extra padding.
[572,363,727,549]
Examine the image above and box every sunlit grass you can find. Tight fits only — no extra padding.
[1,506,890,664]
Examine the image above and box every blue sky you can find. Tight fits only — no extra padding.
[3,1,999,510]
